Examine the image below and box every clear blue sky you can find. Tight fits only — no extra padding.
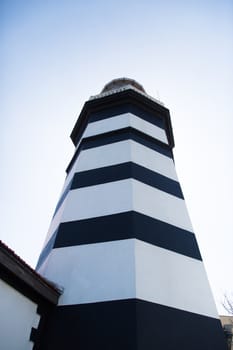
[1,0,233,313]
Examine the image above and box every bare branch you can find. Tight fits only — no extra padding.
[222,293,233,316]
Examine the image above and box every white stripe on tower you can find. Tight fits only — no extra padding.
[82,113,168,143]
[39,239,217,319]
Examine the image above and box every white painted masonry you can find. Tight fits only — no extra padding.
[130,141,178,181]
[39,239,218,318]
[40,239,135,306]
[132,180,193,232]
[82,113,168,144]
[0,279,40,350]
[135,240,218,318]
[61,180,133,223]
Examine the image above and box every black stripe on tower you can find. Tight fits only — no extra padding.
[88,103,165,127]
[66,127,173,175]
[39,299,227,350]
[70,162,183,197]
[53,162,182,217]
[36,211,201,270]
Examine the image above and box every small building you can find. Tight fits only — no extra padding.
[220,316,233,350]
[0,240,61,350]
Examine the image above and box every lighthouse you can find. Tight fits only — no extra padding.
[37,78,227,349]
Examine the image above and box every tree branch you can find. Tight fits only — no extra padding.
[222,293,233,316]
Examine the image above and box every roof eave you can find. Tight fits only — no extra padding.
[0,243,61,305]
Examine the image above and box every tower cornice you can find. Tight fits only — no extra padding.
[70,87,175,148]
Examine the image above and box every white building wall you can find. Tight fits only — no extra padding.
[0,279,40,350]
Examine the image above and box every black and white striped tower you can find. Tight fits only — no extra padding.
[37,78,227,349]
